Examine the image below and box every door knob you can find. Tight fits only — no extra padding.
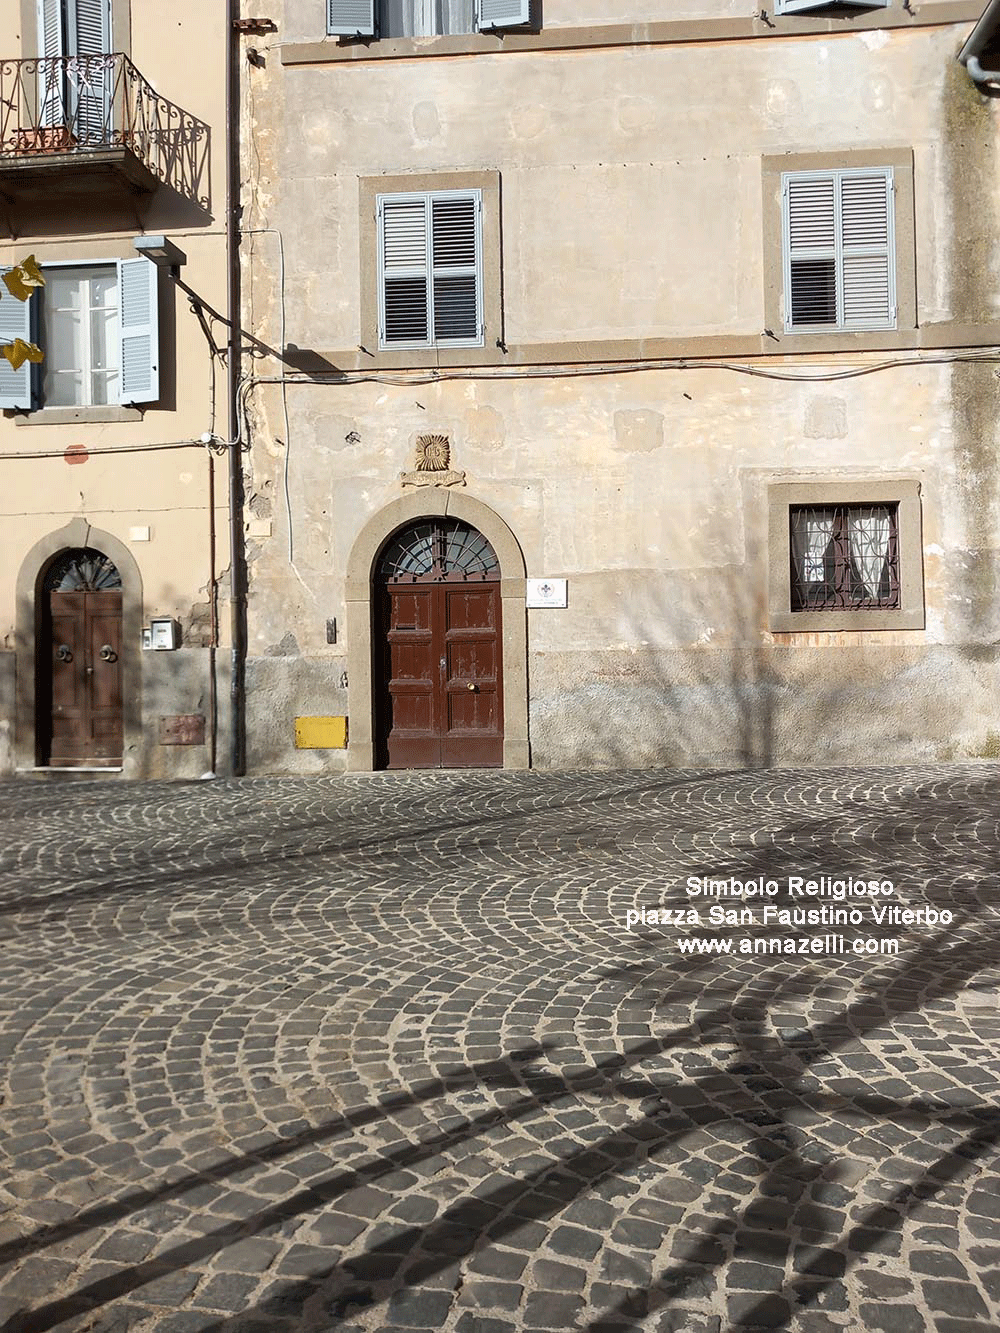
[467,682,477,691]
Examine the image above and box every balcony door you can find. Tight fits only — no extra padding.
[37,0,112,144]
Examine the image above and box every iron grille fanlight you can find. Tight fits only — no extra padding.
[379,520,499,583]
[44,548,122,592]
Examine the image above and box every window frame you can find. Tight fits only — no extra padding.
[41,260,121,408]
[762,148,916,353]
[327,0,530,39]
[0,254,159,414]
[782,166,896,334]
[359,171,503,369]
[376,187,484,351]
[768,479,924,632]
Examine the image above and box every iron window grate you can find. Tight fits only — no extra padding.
[789,504,899,611]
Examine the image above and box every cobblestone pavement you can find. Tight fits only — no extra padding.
[2,766,1000,1333]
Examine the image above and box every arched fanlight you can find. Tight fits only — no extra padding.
[378,520,499,583]
[44,548,122,593]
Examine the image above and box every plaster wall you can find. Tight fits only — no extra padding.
[240,2,1000,772]
[0,0,230,778]
[269,26,982,356]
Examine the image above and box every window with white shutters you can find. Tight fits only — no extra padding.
[782,167,895,333]
[775,0,888,12]
[328,0,529,38]
[377,189,483,350]
[0,257,159,411]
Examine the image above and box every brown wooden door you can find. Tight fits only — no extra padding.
[46,590,123,766]
[376,519,504,770]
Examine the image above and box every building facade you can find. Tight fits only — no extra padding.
[0,0,231,778]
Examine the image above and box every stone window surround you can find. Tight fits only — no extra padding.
[344,489,529,770]
[768,477,924,632]
[359,170,504,370]
[762,147,916,355]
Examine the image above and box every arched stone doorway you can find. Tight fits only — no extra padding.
[15,519,142,772]
[40,548,124,767]
[345,492,528,771]
[375,518,503,769]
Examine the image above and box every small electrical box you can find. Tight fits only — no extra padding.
[149,617,180,651]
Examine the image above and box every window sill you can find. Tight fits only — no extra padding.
[769,609,925,633]
[281,5,982,63]
[13,406,144,427]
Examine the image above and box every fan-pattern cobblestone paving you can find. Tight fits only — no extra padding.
[1,765,1000,1332]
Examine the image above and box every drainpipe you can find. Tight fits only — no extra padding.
[226,0,248,776]
[959,0,1000,85]
[965,53,1000,84]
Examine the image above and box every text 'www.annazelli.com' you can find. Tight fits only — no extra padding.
[673,935,900,956]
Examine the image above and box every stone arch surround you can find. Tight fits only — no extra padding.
[344,491,529,771]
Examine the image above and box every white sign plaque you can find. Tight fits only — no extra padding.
[526,578,568,609]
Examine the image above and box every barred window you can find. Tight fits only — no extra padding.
[790,503,899,611]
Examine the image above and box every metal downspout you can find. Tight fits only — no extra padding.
[226,0,247,776]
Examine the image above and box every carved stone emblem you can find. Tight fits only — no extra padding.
[400,434,466,488]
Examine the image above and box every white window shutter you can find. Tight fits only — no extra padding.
[476,0,529,30]
[840,170,894,327]
[327,0,375,36]
[431,194,481,342]
[117,258,159,404]
[379,195,430,345]
[0,278,36,411]
[37,0,64,56]
[784,173,837,329]
[70,0,110,54]
[37,0,66,129]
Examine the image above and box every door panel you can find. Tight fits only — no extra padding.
[48,593,86,763]
[385,586,441,768]
[441,585,502,767]
[87,591,123,761]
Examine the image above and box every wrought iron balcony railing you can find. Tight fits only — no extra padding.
[0,53,209,207]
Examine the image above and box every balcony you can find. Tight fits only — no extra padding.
[0,54,209,207]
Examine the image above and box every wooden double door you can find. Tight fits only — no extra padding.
[376,521,503,769]
[41,551,124,767]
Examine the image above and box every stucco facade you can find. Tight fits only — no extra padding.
[0,0,230,778]
[239,0,1000,772]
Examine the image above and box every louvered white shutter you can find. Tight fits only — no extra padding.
[68,0,111,143]
[476,0,529,30]
[784,173,837,329]
[327,0,375,36]
[37,0,66,129]
[783,167,894,332]
[378,190,483,348]
[430,193,481,343]
[379,196,430,345]
[117,258,159,404]
[840,170,894,328]
[0,276,36,411]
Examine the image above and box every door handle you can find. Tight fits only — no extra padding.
[99,644,118,663]
[467,682,478,692]
[56,644,72,663]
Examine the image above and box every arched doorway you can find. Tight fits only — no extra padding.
[39,547,124,767]
[375,519,503,768]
